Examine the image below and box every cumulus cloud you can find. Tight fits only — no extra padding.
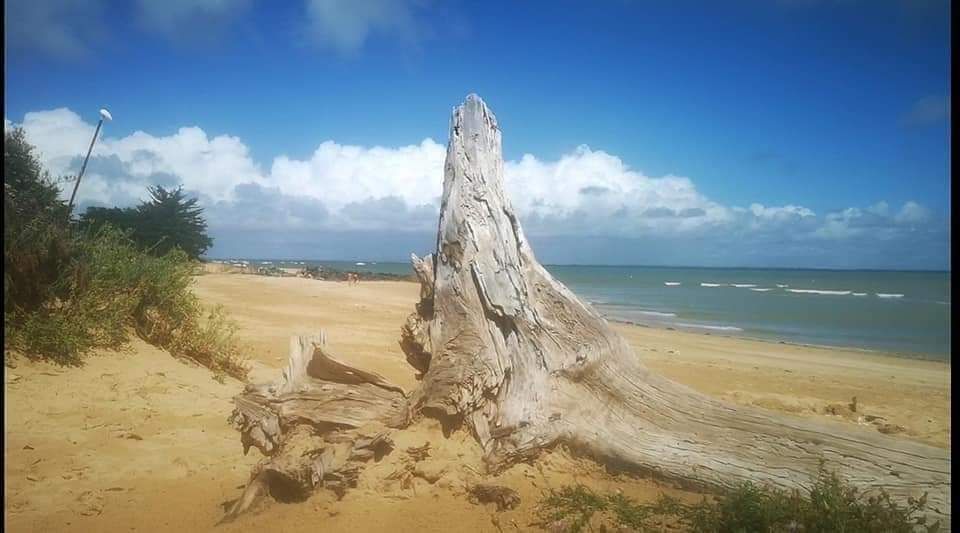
[5,106,947,268]
[506,147,736,237]
[305,0,423,54]
[269,138,445,212]
[13,108,265,207]
[895,200,931,224]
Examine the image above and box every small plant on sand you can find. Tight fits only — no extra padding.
[536,464,940,532]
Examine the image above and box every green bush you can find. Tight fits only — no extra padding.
[6,225,249,380]
[4,129,247,380]
[536,465,940,532]
[4,127,75,316]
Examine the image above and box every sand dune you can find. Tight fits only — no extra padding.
[4,273,950,532]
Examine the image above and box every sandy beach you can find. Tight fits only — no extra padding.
[4,273,950,532]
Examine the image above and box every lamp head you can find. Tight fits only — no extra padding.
[99,108,113,122]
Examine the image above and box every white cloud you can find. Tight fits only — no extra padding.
[895,200,931,224]
[811,200,935,241]
[270,138,445,212]
[13,108,98,175]
[305,0,421,54]
[12,108,264,205]
[6,106,943,267]
[864,201,890,217]
[505,146,734,236]
[746,204,816,220]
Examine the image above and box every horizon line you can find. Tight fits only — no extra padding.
[201,257,950,274]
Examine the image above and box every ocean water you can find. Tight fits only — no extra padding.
[220,259,951,359]
[546,266,951,359]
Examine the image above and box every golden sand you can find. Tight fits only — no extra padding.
[4,273,950,531]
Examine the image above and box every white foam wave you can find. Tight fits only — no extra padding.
[636,310,677,318]
[732,283,757,288]
[787,289,851,296]
[749,288,773,292]
[664,282,681,286]
[851,292,867,296]
[776,284,788,288]
[674,323,744,332]
[876,293,904,298]
[700,283,725,287]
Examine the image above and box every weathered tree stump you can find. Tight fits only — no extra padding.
[399,94,950,525]
[225,95,949,527]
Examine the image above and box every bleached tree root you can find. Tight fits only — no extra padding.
[223,333,409,522]
[224,95,950,528]
[398,94,950,526]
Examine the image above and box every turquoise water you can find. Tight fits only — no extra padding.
[221,259,951,359]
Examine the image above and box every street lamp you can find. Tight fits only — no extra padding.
[67,107,113,214]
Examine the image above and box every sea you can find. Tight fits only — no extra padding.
[216,259,951,360]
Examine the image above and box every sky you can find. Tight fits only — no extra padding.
[3,0,952,269]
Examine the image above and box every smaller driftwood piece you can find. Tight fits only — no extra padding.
[221,333,409,523]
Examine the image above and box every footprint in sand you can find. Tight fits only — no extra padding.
[76,490,104,516]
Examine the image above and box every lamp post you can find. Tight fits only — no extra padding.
[67,108,112,214]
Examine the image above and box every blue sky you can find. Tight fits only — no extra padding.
[3,0,952,269]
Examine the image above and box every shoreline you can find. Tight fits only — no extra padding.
[604,316,951,364]
[206,264,949,365]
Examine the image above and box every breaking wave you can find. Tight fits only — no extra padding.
[732,283,757,288]
[750,288,774,292]
[674,323,744,332]
[787,289,852,296]
[876,293,904,299]
[700,283,724,287]
[636,310,678,318]
[664,282,681,286]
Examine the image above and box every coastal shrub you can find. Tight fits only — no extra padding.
[4,130,246,379]
[3,127,76,318]
[536,465,940,532]
[7,226,249,379]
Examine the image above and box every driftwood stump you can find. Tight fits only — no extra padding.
[223,333,409,522]
[226,95,949,527]
[398,94,950,525]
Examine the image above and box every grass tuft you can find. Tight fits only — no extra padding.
[536,464,940,532]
